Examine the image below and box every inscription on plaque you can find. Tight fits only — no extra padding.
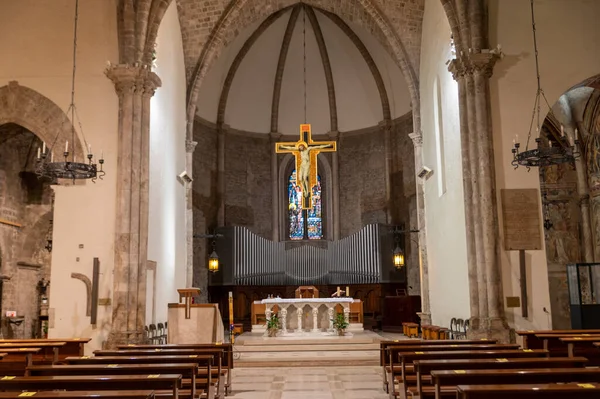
[501,189,542,251]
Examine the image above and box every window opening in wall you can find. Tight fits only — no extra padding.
[288,170,323,240]
[433,78,447,196]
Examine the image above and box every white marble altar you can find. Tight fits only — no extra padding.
[252,297,362,335]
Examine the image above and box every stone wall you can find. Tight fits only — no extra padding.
[192,118,218,302]
[224,130,272,239]
[0,124,53,338]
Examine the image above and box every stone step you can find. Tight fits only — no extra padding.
[234,359,380,367]
[237,337,377,346]
[235,343,379,352]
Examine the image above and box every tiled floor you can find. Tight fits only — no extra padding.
[229,366,389,399]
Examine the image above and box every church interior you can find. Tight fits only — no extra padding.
[1,0,600,398]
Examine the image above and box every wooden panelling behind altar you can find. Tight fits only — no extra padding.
[208,283,415,331]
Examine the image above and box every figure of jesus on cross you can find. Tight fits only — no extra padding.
[275,124,337,210]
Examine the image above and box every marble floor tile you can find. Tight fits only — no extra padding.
[230,366,389,399]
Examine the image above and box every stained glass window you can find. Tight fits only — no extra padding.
[288,170,323,240]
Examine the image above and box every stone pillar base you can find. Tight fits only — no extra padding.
[105,330,148,349]
[417,312,431,326]
[466,317,512,343]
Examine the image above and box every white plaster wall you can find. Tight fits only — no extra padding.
[149,2,187,324]
[420,0,470,327]
[0,0,119,352]
[196,9,411,134]
[488,0,600,331]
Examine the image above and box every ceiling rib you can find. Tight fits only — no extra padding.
[318,8,391,122]
[270,5,301,133]
[305,6,338,133]
[216,7,290,128]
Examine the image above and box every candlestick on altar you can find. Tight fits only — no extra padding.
[346,286,349,297]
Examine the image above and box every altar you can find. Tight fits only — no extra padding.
[251,297,364,335]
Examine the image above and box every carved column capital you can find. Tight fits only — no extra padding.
[408,132,423,147]
[448,51,502,81]
[105,64,162,98]
[186,140,198,154]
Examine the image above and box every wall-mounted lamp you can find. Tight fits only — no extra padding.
[208,240,219,273]
[393,245,405,268]
[390,226,419,269]
[194,230,224,273]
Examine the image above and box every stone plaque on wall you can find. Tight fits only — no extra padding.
[501,189,542,251]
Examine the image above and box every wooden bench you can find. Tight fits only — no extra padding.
[391,349,549,398]
[0,342,66,364]
[516,329,600,349]
[456,382,600,398]
[116,343,233,395]
[64,356,215,399]
[428,368,600,398]
[0,339,90,358]
[0,348,43,376]
[410,356,589,398]
[0,391,155,399]
[93,349,223,398]
[0,375,183,399]
[402,323,419,337]
[26,364,200,399]
[379,339,497,393]
[559,336,600,359]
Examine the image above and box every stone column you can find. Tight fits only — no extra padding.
[328,130,340,240]
[185,139,197,287]
[312,307,319,332]
[105,64,161,346]
[575,146,593,262]
[449,52,510,341]
[297,306,303,332]
[328,306,334,332]
[270,132,281,241]
[382,121,393,224]
[408,132,431,326]
[280,307,288,334]
[216,126,226,226]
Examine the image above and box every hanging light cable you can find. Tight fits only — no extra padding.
[511,0,580,170]
[35,0,105,183]
[303,6,307,124]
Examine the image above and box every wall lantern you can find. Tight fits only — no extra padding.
[393,245,405,268]
[194,230,224,273]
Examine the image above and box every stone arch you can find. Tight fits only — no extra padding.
[278,153,333,241]
[186,0,420,141]
[0,82,84,157]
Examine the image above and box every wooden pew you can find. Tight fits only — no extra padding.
[116,343,233,395]
[26,364,199,399]
[93,349,223,398]
[429,368,600,398]
[391,349,548,398]
[0,375,182,399]
[0,338,90,357]
[65,356,215,399]
[559,336,600,358]
[386,343,520,388]
[516,329,600,349]
[0,348,42,376]
[379,339,498,393]
[410,356,589,398]
[0,391,155,399]
[0,342,66,364]
[456,382,600,399]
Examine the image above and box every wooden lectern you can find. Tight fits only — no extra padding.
[295,286,319,298]
[178,288,200,319]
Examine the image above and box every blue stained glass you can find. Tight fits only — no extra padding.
[288,170,323,240]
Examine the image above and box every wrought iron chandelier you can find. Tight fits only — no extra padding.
[36,0,105,183]
[511,0,580,170]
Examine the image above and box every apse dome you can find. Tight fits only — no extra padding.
[196,4,412,135]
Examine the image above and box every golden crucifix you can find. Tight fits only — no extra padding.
[275,124,337,209]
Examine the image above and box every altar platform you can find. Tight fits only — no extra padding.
[233,330,400,367]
